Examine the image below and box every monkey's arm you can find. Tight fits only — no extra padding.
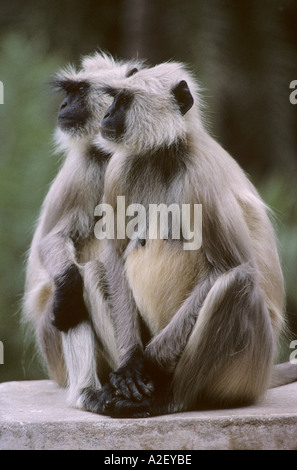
[99,270,227,418]
[38,225,77,279]
[38,217,89,332]
[103,198,255,413]
[102,240,154,401]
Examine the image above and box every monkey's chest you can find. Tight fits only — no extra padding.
[125,239,198,335]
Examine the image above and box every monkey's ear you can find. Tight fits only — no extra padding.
[126,67,138,77]
[172,80,194,116]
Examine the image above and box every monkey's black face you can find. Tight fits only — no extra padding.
[101,89,133,141]
[56,80,90,133]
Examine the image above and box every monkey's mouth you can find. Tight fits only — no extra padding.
[100,126,118,141]
[58,116,86,132]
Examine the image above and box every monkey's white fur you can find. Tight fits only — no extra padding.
[24,55,296,415]
[23,52,143,407]
[96,61,287,412]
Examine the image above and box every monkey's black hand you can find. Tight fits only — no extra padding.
[106,356,172,418]
[52,264,89,332]
[82,383,117,415]
[82,382,151,418]
[109,347,154,402]
[83,383,151,418]
[86,353,172,418]
[107,396,152,418]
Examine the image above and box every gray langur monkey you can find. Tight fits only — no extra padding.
[23,52,143,409]
[88,62,296,418]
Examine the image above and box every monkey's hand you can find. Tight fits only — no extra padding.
[83,365,170,418]
[107,349,172,417]
[83,382,152,418]
[109,347,154,402]
[52,264,89,332]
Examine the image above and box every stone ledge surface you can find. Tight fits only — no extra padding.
[0,380,297,450]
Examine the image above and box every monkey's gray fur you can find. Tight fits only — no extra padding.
[24,55,297,418]
[23,52,144,408]
[92,61,294,417]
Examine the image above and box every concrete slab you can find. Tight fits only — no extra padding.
[0,380,297,450]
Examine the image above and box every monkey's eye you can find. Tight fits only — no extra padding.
[118,92,132,106]
[73,81,89,95]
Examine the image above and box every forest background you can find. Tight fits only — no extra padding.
[0,0,296,381]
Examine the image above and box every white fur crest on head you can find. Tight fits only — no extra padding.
[54,51,144,86]
[129,62,199,95]
[81,51,118,72]
[81,50,145,75]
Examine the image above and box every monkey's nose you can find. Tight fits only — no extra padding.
[60,99,67,110]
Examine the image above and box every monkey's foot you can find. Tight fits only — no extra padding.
[109,348,154,401]
[82,383,151,418]
[106,396,152,418]
[99,393,172,418]
[82,383,116,415]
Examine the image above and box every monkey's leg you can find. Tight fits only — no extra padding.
[170,264,274,412]
[34,280,101,408]
[38,304,107,411]
[37,299,67,387]
[61,321,101,408]
[35,259,118,413]
[77,259,154,416]
[71,260,120,413]
[82,260,119,370]
[105,264,275,417]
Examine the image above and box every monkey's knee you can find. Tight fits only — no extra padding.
[224,263,257,295]
[171,265,274,411]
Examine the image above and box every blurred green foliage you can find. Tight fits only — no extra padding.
[0,35,63,381]
[256,173,297,363]
[0,1,297,382]
[258,175,297,327]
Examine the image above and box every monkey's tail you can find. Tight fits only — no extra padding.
[270,362,297,388]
